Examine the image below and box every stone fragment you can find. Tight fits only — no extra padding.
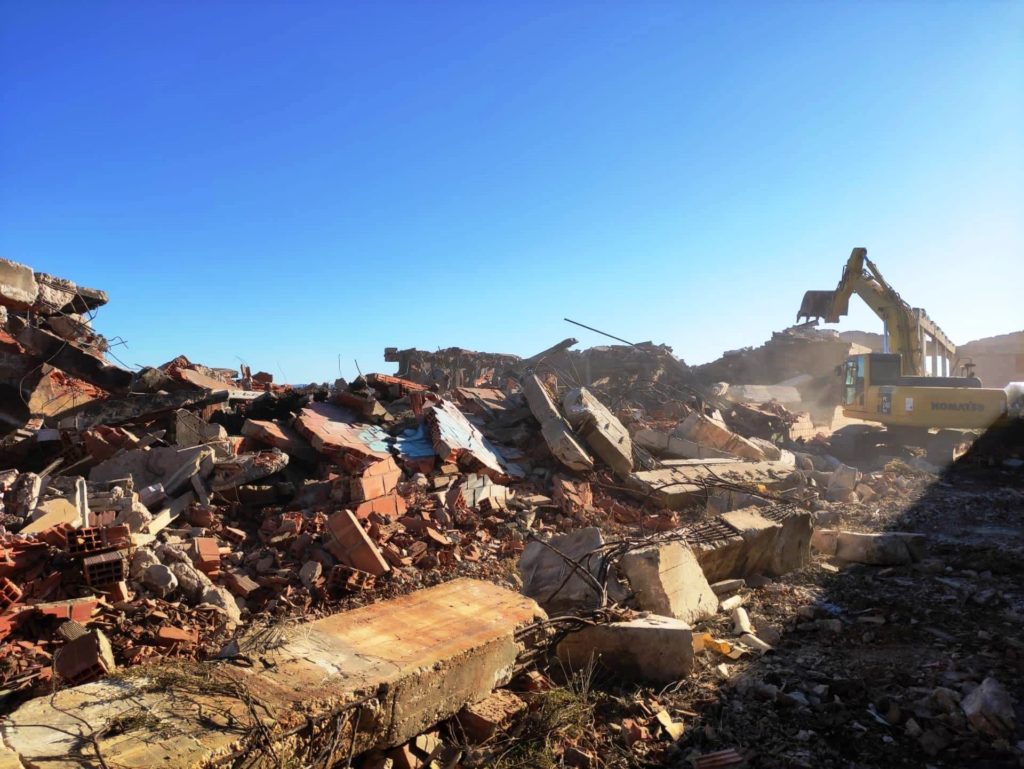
[168,561,213,601]
[556,616,694,683]
[731,607,753,635]
[674,412,766,461]
[832,531,926,565]
[142,564,178,597]
[710,578,746,596]
[201,586,242,625]
[619,541,717,624]
[960,677,1015,737]
[129,548,161,579]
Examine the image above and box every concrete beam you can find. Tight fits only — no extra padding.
[1,579,544,768]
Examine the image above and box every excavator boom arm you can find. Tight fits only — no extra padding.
[797,248,955,376]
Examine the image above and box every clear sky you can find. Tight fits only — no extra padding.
[1,2,1021,383]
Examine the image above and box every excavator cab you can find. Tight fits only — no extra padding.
[841,356,865,407]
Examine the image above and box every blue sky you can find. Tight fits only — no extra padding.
[2,2,1021,383]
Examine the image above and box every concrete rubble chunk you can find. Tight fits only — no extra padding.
[557,616,694,684]
[960,677,1015,737]
[823,530,927,565]
[14,324,133,394]
[518,527,620,613]
[674,412,766,461]
[0,257,40,311]
[1,579,543,769]
[53,389,229,430]
[561,387,633,478]
[687,506,811,583]
[521,374,594,472]
[619,541,718,624]
[142,564,178,597]
[209,449,289,491]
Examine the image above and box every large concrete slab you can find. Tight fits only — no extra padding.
[1,579,544,768]
[629,459,794,510]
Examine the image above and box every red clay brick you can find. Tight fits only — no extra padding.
[324,509,390,576]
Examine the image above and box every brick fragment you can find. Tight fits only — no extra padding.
[155,625,199,646]
[82,551,127,587]
[0,577,23,611]
[457,689,527,743]
[66,525,131,556]
[54,629,116,685]
[324,509,390,576]
[35,597,98,623]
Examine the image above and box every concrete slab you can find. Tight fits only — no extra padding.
[561,387,632,478]
[1,579,544,768]
[629,459,793,510]
[521,375,593,472]
[674,412,766,461]
[0,257,39,311]
[556,616,694,684]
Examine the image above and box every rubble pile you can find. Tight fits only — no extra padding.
[0,256,1020,769]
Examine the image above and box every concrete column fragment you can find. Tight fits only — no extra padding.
[561,387,633,478]
[521,375,593,472]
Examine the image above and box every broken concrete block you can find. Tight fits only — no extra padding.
[556,616,694,683]
[521,375,593,472]
[209,449,289,492]
[619,541,717,624]
[3,579,543,767]
[295,401,392,466]
[960,677,1015,737]
[561,387,633,478]
[810,528,839,555]
[833,531,926,565]
[687,506,810,582]
[0,257,39,311]
[731,607,753,635]
[675,412,766,461]
[519,527,617,614]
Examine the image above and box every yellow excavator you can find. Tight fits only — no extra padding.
[798,247,1021,463]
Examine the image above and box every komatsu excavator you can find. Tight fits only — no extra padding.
[798,247,1022,463]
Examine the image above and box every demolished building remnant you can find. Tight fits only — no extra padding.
[0,255,1018,768]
